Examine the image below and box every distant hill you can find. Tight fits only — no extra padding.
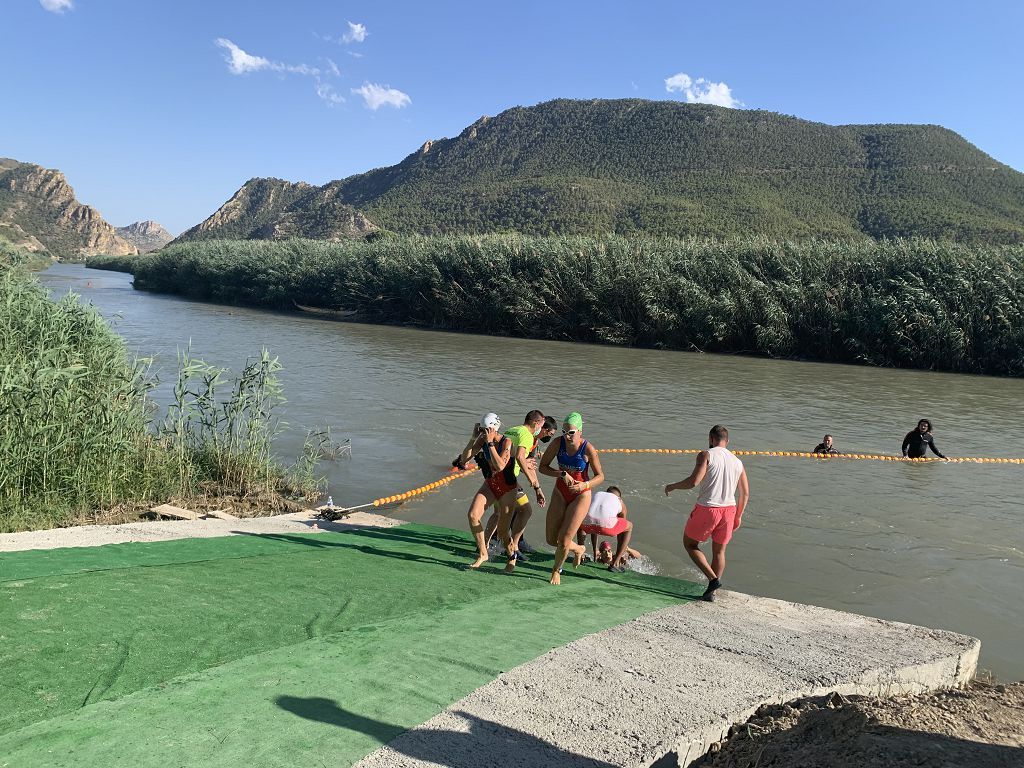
[175,99,1024,244]
[0,158,137,258]
[175,178,378,243]
[116,220,173,253]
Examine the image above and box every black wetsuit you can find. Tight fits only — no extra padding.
[902,430,945,459]
[813,443,839,455]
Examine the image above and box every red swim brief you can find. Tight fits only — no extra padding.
[684,504,737,545]
[580,517,629,537]
[555,472,587,504]
[485,473,518,500]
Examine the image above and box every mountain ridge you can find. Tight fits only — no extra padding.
[172,99,1024,244]
[0,158,138,258]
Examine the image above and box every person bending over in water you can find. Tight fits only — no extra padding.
[813,434,839,455]
[595,540,643,567]
[580,486,634,572]
[457,413,513,569]
[538,412,605,585]
[902,419,947,460]
[665,425,750,602]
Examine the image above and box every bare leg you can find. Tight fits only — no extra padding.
[683,534,717,581]
[483,509,500,547]
[710,541,727,580]
[467,487,496,568]
[510,502,532,550]
[551,492,590,581]
[545,493,567,585]
[590,533,598,560]
[611,521,634,569]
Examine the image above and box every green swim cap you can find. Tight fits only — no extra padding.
[565,412,583,430]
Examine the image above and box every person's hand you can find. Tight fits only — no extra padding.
[734,514,743,530]
[473,423,483,436]
[525,457,538,472]
[664,483,674,496]
[483,426,498,441]
[534,486,546,508]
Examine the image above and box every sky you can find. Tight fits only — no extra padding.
[1,0,1022,234]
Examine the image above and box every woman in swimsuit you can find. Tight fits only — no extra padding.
[456,413,513,568]
[538,412,605,585]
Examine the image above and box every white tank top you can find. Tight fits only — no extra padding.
[696,446,744,507]
[584,491,622,527]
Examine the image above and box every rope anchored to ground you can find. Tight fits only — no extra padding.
[320,448,1021,517]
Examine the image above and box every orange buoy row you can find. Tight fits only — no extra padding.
[600,449,1023,464]
[372,468,477,507]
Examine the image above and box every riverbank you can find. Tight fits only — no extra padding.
[88,234,1024,377]
[0,512,989,767]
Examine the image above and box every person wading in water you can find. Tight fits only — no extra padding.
[902,419,947,460]
[664,425,750,602]
[538,412,605,585]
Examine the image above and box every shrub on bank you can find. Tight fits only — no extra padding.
[0,267,319,532]
[115,235,1024,376]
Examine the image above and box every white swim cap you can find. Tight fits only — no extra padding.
[481,412,501,430]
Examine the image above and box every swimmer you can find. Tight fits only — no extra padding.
[594,540,642,567]
[665,425,750,602]
[902,419,947,459]
[579,486,634,572]
[456,413,513,569]
[813,434,839,455]
[538,412,605,585]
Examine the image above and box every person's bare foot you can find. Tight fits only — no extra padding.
[550,570,561,585]
[504,558,517,574]
[468,555,488,569]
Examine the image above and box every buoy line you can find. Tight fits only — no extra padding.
[324,448,1021,515]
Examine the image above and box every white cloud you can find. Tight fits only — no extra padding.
[347,50,364,59]
[343,21,367,44]
[352,82,410,110]
[664,72,742,108]
[315,80,345,106]
[215,38,319,77]
[326,58,341,77]
[40,0,73,13]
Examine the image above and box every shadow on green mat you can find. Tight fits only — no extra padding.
[276,696,618,767]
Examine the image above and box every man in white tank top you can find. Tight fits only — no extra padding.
[664,425,750,601]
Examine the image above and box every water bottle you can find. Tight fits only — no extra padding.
[327,495,334,508]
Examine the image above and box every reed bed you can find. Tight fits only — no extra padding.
[0,267,320,532]
[92,235,1024,376]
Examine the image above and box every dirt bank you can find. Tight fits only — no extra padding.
[693,679,1023,768]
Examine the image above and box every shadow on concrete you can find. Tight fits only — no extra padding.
[275,695,617,767]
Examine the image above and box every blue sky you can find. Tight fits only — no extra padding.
[1,0,1021,234]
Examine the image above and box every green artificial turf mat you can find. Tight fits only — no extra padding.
[0,523,700,766]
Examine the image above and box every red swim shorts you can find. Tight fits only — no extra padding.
[684,504,737,545]
[581,517,629,537]
[485,473,518,500]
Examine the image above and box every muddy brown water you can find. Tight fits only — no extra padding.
[42,264,1024,678]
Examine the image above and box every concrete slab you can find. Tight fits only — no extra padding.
[0,509,402,553]
[354,590,979,768]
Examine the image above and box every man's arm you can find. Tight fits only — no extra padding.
[458,429,484,467]
[517,445,546,506]
[901,432,912,457]
[735,469,750,528]
[665,451,708,495]
[617,500,628,518]
[928,436,947,460]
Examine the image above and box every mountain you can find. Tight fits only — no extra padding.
[0,158,137,258]
[175,99,1024,244]
[116,220,173,253]
[174,178,378,243]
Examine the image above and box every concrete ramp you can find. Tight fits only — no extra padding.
[354,591,979,768]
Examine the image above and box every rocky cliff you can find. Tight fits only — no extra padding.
[0,158,137,258]
[116,220,173,253]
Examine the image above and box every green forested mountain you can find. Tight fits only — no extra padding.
[175,99,1024,243]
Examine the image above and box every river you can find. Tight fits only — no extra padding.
[41,263,1024,679]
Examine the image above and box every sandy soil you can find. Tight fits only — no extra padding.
[693,679,1024,768]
